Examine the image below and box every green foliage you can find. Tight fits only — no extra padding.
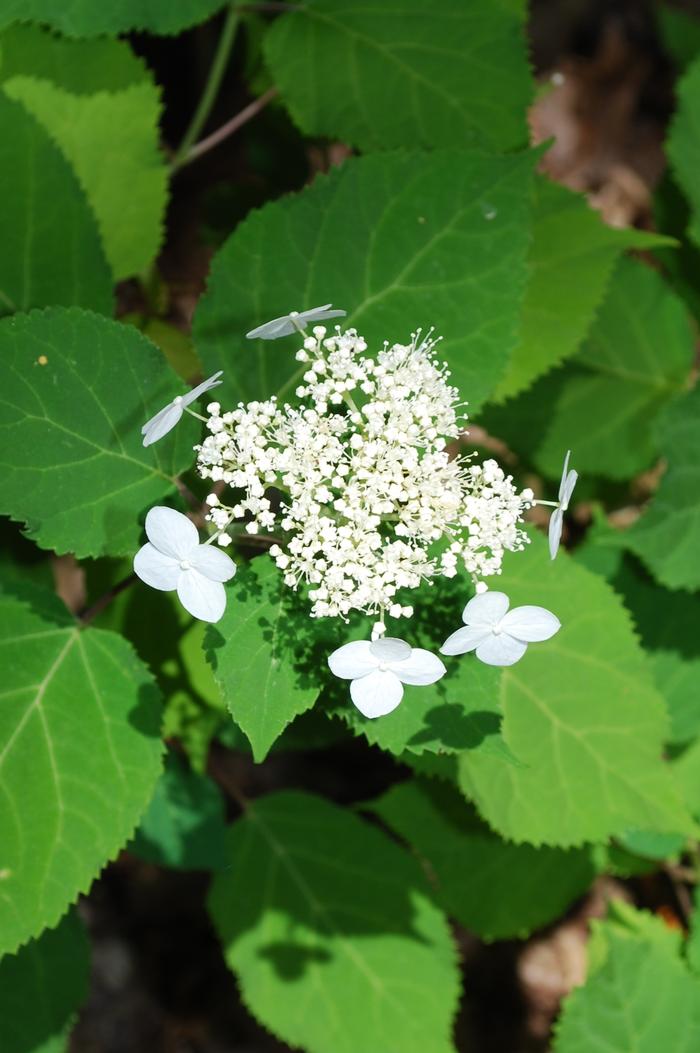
[458,533,692,846]
[372,778,596,940]
[668,53,700,248]
[194,148,537,413]
[0,910,89,1053]
[493,179,672,402]
[0,25,168,279]
[129,749,227,870]
[554,914,700,1052]
[626,385,700,590]
[264,0,532,152]
[0,584,163,957]
[208,791,460,1053]
[0,0,225,37]
[205,558,320,761]
[0,307,198,558]
[0,93,112,317]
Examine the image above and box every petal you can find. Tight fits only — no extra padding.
[246,314,295,340]
[142,404,183,446]
[548,507,563,560]
[350,670,403,718]
[558,450,571,501]
[501,605,561,642]
[328,640,377,680]
[141,402,172,434]
[133,543,179,591]
[462,590,510,627]
[369,637,411,663]
[190,543,237,582]
[440,625,491,656]
[145,506,199,560]
[300,305,346,324]
[394,648,446,686]
[176,570,227,622]
[182,371,224,407]
[562,469,578,509]
[475,633,527,667]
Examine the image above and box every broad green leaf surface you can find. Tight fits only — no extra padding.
[688,887,700,975]
[0,0,225,37]
[372,779,596,940]
[0,585,163,957]
[493,179,673,401]
[264,0,532,152]
[208,791,460,1053]
[0,307,198,558]
[668,54,700,248]
[626,385,700,590]
[204,559,320,761]
[657,4,700,70]
[0,910,89,1053]
[554,929,700,1052]
[129,750,227,870]
[0,93,112,317]
[458,533,693,846]
[532,258,694,479]
[0,25,168,279]
[194,149,536,413]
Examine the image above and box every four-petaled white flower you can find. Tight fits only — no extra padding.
[246,305,346,340]
[142,371,223,447]
[440,591,560,667]
[327,637,446,718]
[134,507,236,622]
[548,450,578,560]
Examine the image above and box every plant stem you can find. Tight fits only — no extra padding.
[179,87,278,168]
[79,574,136,626]
[171,3,240,170]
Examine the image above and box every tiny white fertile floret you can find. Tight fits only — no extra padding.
[142,372,223,447]
[548,450,578,560]
[328,636,446,718]
[440,591,560,667]
[246,305,346,340]
[133,506,236,622]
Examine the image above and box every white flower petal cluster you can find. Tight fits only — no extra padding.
[142,371,222,447]
[133,506,236,622]
[548,449,578,559]
[328,636,446,718]
[440,591,560,666]
[196,326,533,620]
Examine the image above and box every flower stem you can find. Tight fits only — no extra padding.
[171,3,240,170]
[79,574,136,626]
[534,499,560,508]
[180,87,279,168]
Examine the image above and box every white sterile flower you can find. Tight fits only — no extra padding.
[328,637,446,718]
[246,305,346,340]
[548,450,578,560]
[440,591,560,667]
[133,506,236,622]
[142,371,223,447]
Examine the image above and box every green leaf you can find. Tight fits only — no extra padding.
[205,558,320,762]
[626,385,700,590]
[129,750,227,870]
[554,928,700,1052]
[194,149,537,414]
[0,307,199,558]
[493,178,674,401]
[372,779,596,940]
[208,791,460,1053]
[264,0,532,152]
[0,0,225,37]
[657,4,700,71]
[530,258,694,479]
[1,25,168,279]
[0,584,163,957]
[0,910,89,1053]
[687,886,700,975]
[457,532,693,846]
[0,93,112,317]
[668,53,700,248]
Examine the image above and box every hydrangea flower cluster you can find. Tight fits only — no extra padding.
[135,305,579,720]
[195,326,534,623]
